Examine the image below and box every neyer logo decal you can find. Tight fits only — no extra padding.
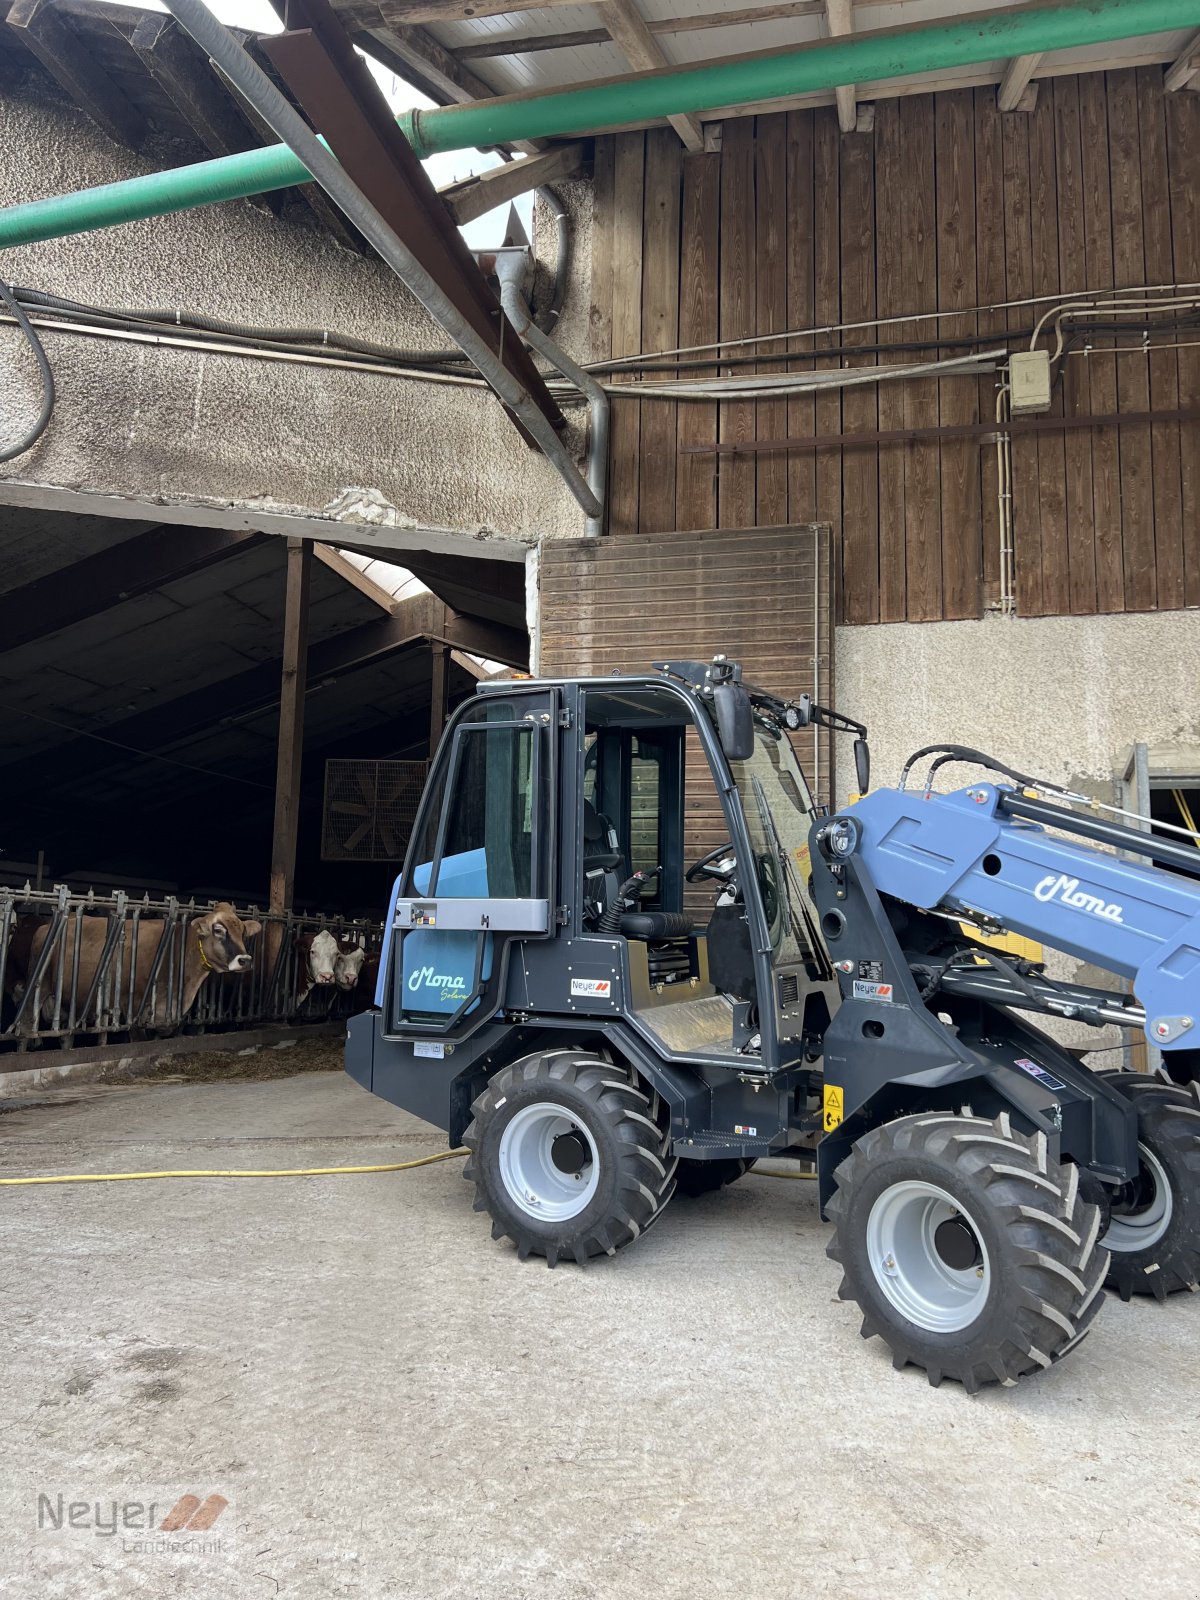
[570,978,612,998]
[1033,873,1124,924]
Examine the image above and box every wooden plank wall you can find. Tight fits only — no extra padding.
[588,72,1200,625]
[539,527,835,891]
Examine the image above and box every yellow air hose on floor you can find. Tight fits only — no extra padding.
[0,1147,470,1186]
[0,1151,816,1188]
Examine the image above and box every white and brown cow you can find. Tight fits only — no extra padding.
[333,934,366,992]
[295,928,340,1003]
[27,902,260,1029]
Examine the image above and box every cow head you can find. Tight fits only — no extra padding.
[194,903,260,974]
[334,941,366,991]
[306,929,340,987]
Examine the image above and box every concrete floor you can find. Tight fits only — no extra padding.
[1,1068,1198,1599]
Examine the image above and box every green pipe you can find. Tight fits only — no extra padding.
[0,0,1194,250]
[398,0,1200,157]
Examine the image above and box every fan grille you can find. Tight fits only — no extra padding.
[321,759,429,863]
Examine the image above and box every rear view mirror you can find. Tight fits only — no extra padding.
[854,738,871,795]
[713,682,755,762]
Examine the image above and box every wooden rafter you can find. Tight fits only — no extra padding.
[997,51,1042,111]
[599,0,703,150]
[129,14,283,215]
[5,0,145,147]
[1164,28,1200,92]
[824,0,857,132]
[353,8,543,151]
[437,141,587,226]
[455,2,830,58]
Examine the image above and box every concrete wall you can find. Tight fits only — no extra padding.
[0,78,594,554]
[835,610,1200,803]
[836,608,1200,1051]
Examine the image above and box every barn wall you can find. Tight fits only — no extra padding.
[836,608,1200,804]
[0,78,594,552]
[590,73,1200,624]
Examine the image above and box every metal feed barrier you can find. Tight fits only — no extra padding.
[0,885,379,1053]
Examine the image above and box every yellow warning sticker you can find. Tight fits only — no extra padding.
[823,1084,844,1133]
[793,843,811,880]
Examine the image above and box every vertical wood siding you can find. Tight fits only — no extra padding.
[590,73,1199,624]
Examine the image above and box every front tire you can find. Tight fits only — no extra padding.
[463,1051,677,1266]
[827,1111,1108,1391]
[1097,1072,1200,1301]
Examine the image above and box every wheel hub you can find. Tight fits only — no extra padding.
[551,1131,589,1175]
[933,1215,983,1272]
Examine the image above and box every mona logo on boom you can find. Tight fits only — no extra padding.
[1033,873,1125,924]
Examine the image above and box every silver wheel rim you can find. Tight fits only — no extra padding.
[866,1180,991,1334]
[1105,1143,1173,1252]
[498,1102,600,1222]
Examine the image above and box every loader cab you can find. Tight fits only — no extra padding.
[379,666,834,1075]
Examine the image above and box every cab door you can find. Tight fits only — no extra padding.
[385,688,556,1035]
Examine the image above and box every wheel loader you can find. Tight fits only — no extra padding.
[345,656,1200,1391]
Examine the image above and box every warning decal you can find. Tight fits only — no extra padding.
[823,1084,844,1132]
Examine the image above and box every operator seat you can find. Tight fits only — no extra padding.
[582,800,623,927]
[581,801,690,939]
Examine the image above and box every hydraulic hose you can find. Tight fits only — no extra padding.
[0,277,54,461]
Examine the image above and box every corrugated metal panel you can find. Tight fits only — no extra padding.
[538,525,835,905]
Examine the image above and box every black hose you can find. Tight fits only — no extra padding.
[0,277,55,463]
[899,743,1039,792]
[14,287,469,368]
[533,186,569,333]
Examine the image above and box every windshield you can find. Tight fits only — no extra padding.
[728,729,827,974]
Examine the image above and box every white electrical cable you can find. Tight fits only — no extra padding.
[616,348,1006,401]
[1029,296,1200,362]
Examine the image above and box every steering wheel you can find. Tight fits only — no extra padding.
[686,842,737,884]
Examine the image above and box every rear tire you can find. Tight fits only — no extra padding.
[674,1157,756,1197]
[1096,1071,1200,1301]
[826,1110,1108,1391]
[463,1050,677,1266]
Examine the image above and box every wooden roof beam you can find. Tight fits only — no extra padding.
[129,14,281,215]
[0,527,261,656]
[598,0,703,151]
[825,0,857,133]
[997,51,1042,111]
[4,0,145,148]
[1164,29,1200,91]
[455,2,830,57]
[438,141,587,226]
[356,13,543,152]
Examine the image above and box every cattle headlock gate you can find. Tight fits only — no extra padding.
[0,886,380,1055]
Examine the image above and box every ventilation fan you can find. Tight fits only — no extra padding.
[321,760,428,863]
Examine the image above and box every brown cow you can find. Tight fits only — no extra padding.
[28,901,260,1029]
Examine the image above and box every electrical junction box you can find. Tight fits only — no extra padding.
[1009,349,1053,415]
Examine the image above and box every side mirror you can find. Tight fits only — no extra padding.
[854,738,871,796]
[713,682,755,762]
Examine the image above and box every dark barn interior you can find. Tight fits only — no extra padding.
[0,508,528,914]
